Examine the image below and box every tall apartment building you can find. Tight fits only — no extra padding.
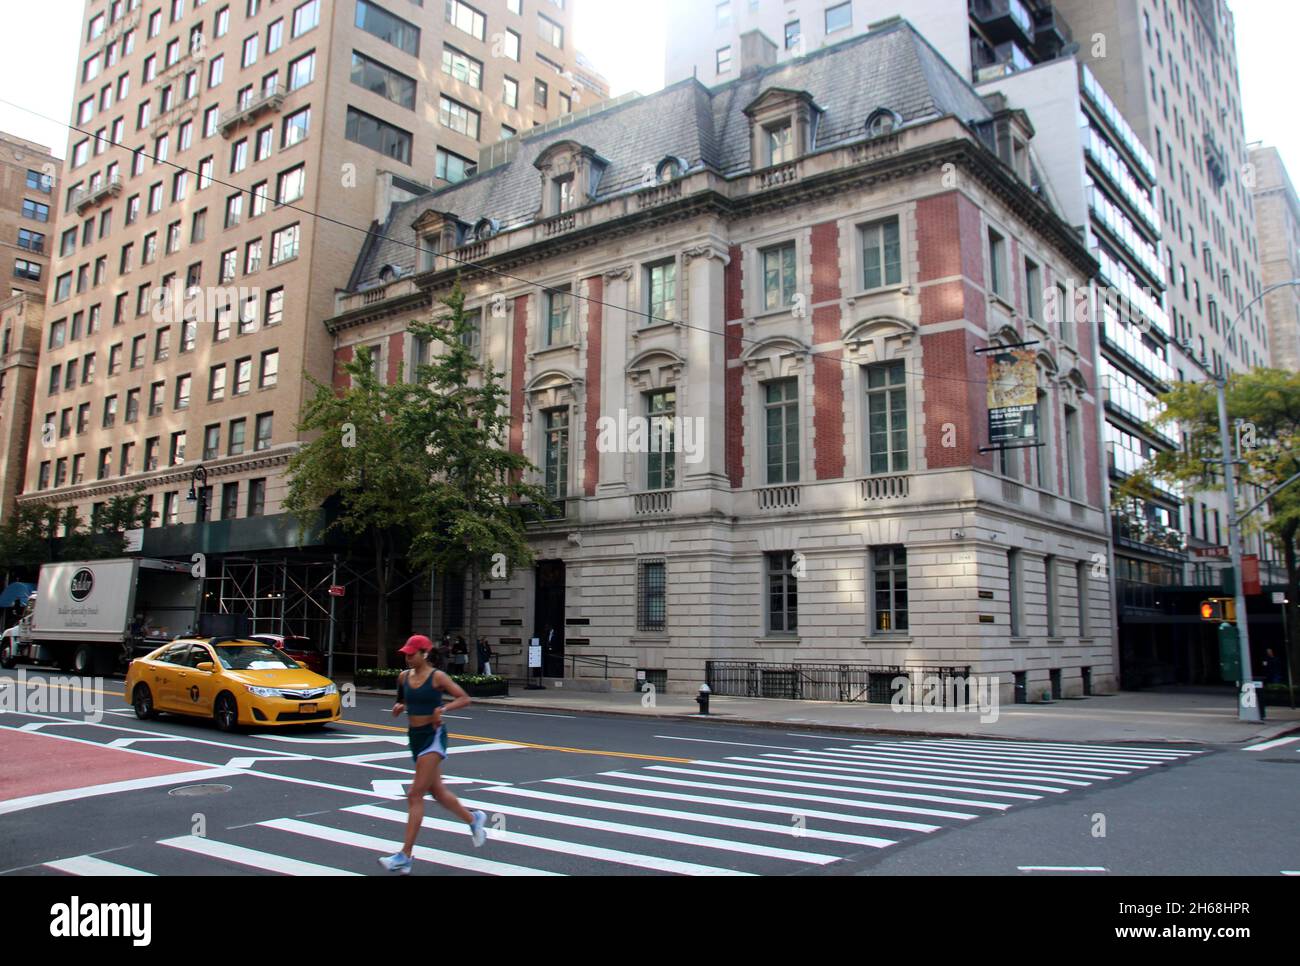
[1247,144,1300,371]
[0,133,59,525]
[19,0,598,584]
[322,23,1116,693]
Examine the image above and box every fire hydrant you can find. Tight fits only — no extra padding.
[695,683,711,715]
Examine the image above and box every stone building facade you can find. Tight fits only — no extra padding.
[327,23,1116,698]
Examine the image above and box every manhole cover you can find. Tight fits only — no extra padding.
[168,783,233,797]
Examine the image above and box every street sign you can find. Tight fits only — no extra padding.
[1273,592,1287,605]
[124,528,144,553]
[1193,546,1231,558]
[328,585,345,597]
[528,638,542,669]
[1242,555,1261,596]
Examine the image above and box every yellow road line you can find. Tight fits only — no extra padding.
[0,677,692,763]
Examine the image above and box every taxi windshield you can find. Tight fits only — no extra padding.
[214,644,302,671]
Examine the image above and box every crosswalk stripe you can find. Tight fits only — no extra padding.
[698,759,1043,800]
[878,741,1174,767]
[260,817,561,876]
[547,776,948,831]
[923,738,1197,758]
[647,765,1014,810]
[759,753,1092,787]
[346,804,755,876]
[843,746,1139,776]
[599,770,981,818]
[1242,736,1300,752]
[45,855,156,876]
[799,748,1122,779]
[158,835,362,876]
[454,796,843,863]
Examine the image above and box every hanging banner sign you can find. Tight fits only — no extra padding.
[987,349,1039,445]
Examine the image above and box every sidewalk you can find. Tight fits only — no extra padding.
[354,682,1300,745]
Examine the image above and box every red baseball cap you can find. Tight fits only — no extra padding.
[399,634,434,655]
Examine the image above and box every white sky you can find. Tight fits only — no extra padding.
[0,0,1291,184]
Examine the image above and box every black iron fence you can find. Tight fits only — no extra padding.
[705,660,974,705]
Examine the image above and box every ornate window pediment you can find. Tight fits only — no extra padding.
[743,87,821,169]
[740,334,808,379]
[844,316,916,361]
[411,209,468,271]
[626,348,685,391]
[533,139,608,218]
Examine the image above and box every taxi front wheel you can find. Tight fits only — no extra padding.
[214,692,240,733]
[132,683,157,720]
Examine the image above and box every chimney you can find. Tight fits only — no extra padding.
[740,30,778,77]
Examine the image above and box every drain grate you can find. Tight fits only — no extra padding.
[168,783,233,797]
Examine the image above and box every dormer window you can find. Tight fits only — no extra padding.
[765,122,793,166]
[655,155,687,183]
[411,209,467,272]
[420,234,440,272]
[472,217,499,241]
[865,107,901,138]
[533,140,607,219]
[553,174,575,213]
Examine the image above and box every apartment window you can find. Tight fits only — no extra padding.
[239,294,259,333]
[543,408,569,499]
[716,46,732,75]
[254,412,273,451]
[203,424,220,461]
[503,28,520,61]
[765,121,792,166]
[872,547,908,632]
[282,107,310,147]
[988,227,1007,298]
[785,20,801,49]
[148,381,166,417]
[125,387,139,423]
[545,286,572,346]
[503,76,518,108]
[242,34,259,68]
[230,139,248,174]
[120,441,135,476]
[244,238,263,274]
[23,200,50,223]
[38,462,50,490]
[439,95,481,140]
[446,0,485,40]
[538,13,563,48]
[761,242,797,310]
[436,148,476,184]
[265,287,284,327]
[251,181,269,217]
[637,561,667,632]
[77,403,91,435]
[1045,555,1058,637]
[109,344,125,378]
[292,0,320,36]
[825,1,852,34]
[215,306,232,342]
[501,124,516,139]
[458,309,481,358]
[203,105,219,137]
[155,327,171,362]
[344,108,412,164]
[646,389,676,490]
[191,208,207,243]
[209,54,224,87]
[865,361,907,474]
[1008,549,1023,637]
[442,45,482,88]
[260,349,279,387]
[220,248,237,283]
[351,51,417,109]
[767,551,798,634]
[288,51,316,91]
[861,217,901,290]
[17,228,45,252]
[764,378,799,483]
[162,491,178,525]
[131,335,146,368]
[235,357,252,395]
[209,364,227,400]
[270,224,300,264]
[1077,561,1090,637]
[175,374,191,410]
[221,482,239,520]
[646,259,677,324]
[181,316,197,352]
[1024,258,1041,321]
[1063,404,1082,500]
[247,478,266,517]
[14,259,41,282]
[168,431,186,466]
[254,126,273,162]
[535,79,548,109]
[355,0,420,56]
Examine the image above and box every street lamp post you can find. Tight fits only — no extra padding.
[186,464,209,636]
[1198,279,1300,721]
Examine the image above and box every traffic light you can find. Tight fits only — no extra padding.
[1200,597,1237,622]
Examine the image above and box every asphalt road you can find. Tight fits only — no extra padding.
[1,669,1297,877]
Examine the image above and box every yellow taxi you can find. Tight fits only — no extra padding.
[124,636,342,731]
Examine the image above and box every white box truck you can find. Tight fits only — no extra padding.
[1,558,201,675]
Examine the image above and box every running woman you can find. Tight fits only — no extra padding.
[379,634,487,874]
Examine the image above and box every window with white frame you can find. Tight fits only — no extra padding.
[544,286,572,346]
[764,378,799,483]
[872,546,908,632]
[543,407,569,499]
[645,259,676,324]
[864,361,908,474]
[760,241,797,311]
[646,389,676,490]
[861,216,901,290]
[767,551,798,634]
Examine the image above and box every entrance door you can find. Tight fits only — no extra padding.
[534,560,565,677]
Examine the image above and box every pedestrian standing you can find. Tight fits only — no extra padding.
[453,635,468,674]
[477,637,493,676]
[378,634,487,874]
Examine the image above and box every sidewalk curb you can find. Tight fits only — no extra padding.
[349,686,1297,746]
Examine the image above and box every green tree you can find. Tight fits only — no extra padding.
[1124,368,1300,678]
[284,345,431,668]
[398,284,549,657]
[0,490,154,582]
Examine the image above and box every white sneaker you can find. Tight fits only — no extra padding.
[378,851,413,874]
[469,810,488,847]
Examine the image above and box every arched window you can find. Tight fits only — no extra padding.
[865,107,902,138]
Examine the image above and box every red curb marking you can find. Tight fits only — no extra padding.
[0,729,204,801]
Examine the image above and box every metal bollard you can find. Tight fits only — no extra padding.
[695,683,711,715]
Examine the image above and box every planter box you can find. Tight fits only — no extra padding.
[461,681,508,697]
